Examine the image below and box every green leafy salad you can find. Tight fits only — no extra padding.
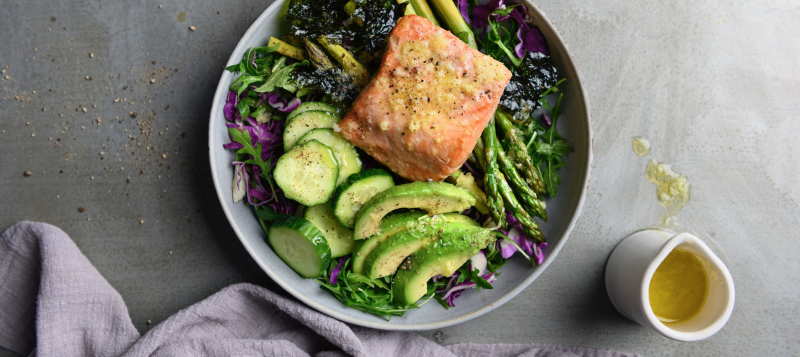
[222,0,570,318]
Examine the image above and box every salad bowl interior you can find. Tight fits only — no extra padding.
[209,0,592,330]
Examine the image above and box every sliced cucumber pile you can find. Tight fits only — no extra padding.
[297,129,361,186]
[332,169,395,228]
[268,216,331,278]
[283,111,340,151]
[304,202,355,258]
[274,139,339,206]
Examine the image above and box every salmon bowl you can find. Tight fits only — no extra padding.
[209,0,592,330]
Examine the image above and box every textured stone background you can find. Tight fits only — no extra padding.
[1,0,798,356]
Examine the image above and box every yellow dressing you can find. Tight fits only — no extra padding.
[645,160,691,217]
[649,249,708,324]
[631,137,651,156]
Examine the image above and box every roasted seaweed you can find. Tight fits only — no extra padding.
[351,0,407,53]
[294,67,361,102]
[287,0,353,43]
[499,51,559,121]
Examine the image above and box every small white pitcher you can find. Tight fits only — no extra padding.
[605,230,735,341]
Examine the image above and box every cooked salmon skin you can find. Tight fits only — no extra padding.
[338,15,512,182]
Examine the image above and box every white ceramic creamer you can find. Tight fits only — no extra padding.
[605,229,735,341]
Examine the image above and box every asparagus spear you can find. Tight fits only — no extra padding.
[317,37,371,86]
[482,117,506,228]
[428,0,477,49]
[497,147,548,221]
[496,172,545,242]
[496,111,546,195]
[397,0,417,16]
[268,37,308,61]
[409,0,440,25]
[473,137,487,170]
[302,38,335,70]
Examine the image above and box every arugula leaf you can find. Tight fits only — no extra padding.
[255,206,282,222]
[254,60,309,93]
[225,63,244,73]
[237,97,258,118]
[227,127,277,198]
[315,257,436,319]
[485,19,522,68]
[466,268,493,290]
[491,4,520,17]
[433,294,451,310]
[535,92,572,197]
[231,75,265,96]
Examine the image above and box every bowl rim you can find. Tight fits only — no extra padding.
[208,0,593,330]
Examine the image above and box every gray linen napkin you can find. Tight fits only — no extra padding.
[0,222,637,357]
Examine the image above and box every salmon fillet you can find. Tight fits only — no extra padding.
[338,15,512,182]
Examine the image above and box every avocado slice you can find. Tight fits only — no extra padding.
[352,211,426,274]
[353,182,477,240]
[362,216,479,279]
[352,212,475,274]
[392,229,496,306]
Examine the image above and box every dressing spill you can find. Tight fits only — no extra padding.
[645,160,691,218]
[631,137,651,156]
[649,249,708,324]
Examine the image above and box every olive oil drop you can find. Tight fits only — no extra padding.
[649,249,709,323]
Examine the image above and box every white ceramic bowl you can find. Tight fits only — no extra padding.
[209,0,592,330]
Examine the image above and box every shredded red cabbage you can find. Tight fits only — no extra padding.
[468,250,488,275]
[469,0,549,59]
[224,91,239,121]
[456,0,471,25]
[330,256,348,285]
[223,89,294,215]
[470,0,502,29]
[264,92,302,113]
[434,250,497,307]
[436,270,497,307]
[541,110,552,128]
[509,5,548,57]
[501,211,547,264]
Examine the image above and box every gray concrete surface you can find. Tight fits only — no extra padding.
[1,0,798,356]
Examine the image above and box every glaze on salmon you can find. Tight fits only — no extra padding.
[338,15,512,182]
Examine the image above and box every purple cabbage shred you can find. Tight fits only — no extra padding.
[264,92,301,113]
[540,110,552,128]
[436,271,497,307]
[456,0,471,25]
[468,0,549,58]
[330,256,348,285]
[223,89,294,215]
[500,211,547,264]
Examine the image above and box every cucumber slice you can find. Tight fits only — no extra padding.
[286,102,344,122]
[305,202,355,258]
[331,169,395,228]
[297,129,361,186]
[268,216,331,278]
[283,111,340,151]
[274,140,339,206]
